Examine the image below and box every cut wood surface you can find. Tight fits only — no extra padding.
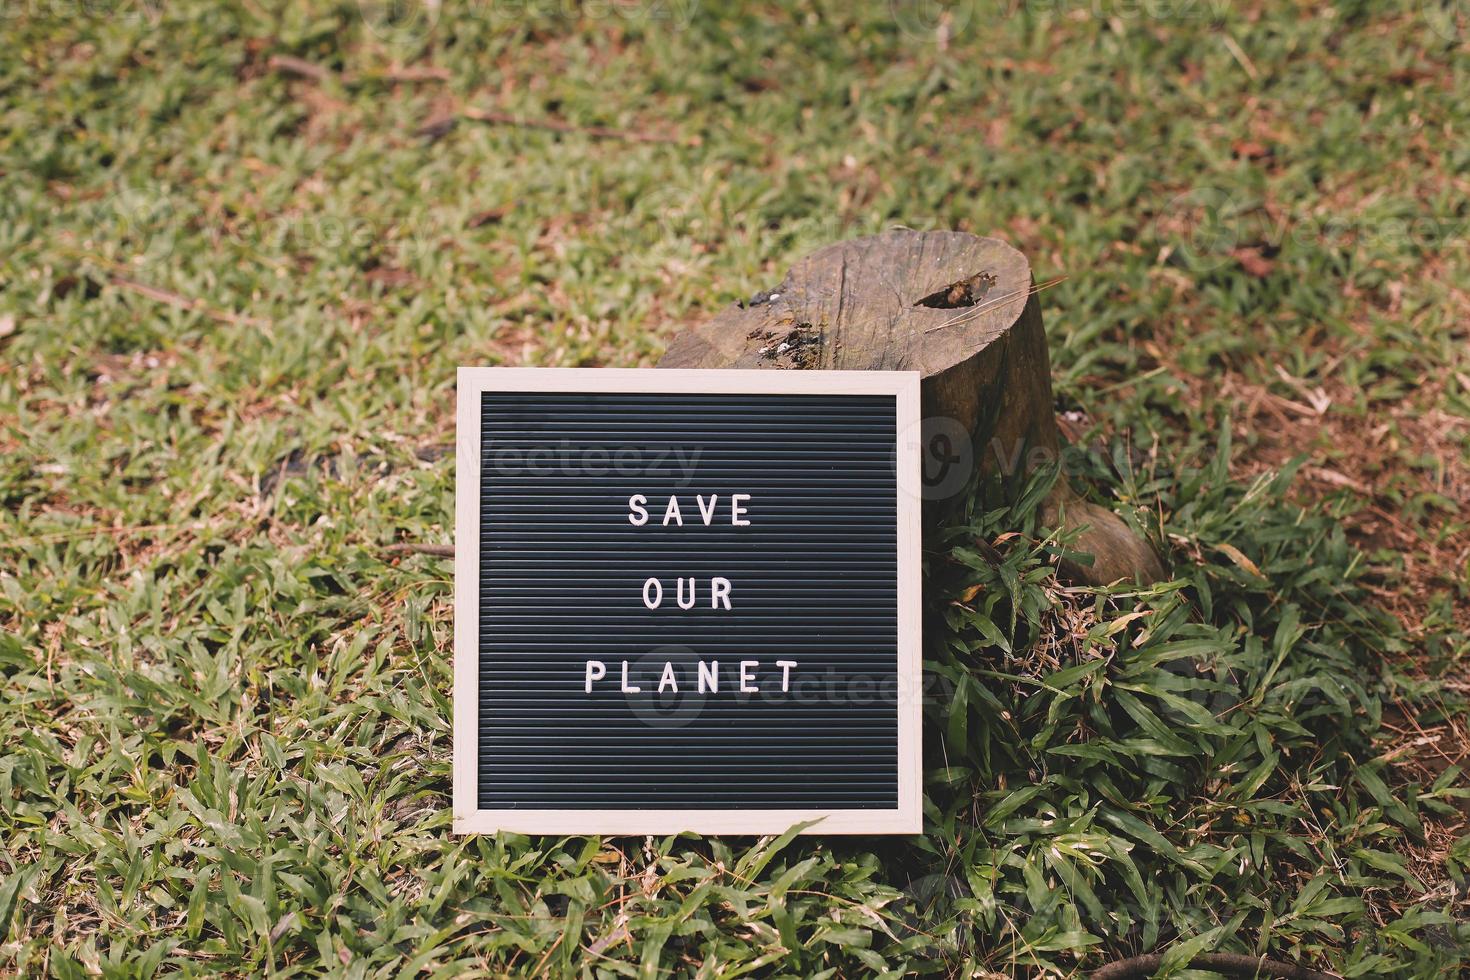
[659,229,1165,586]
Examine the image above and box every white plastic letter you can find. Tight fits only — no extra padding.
[628,494,649,526]
[662,496,683,526]
[584,660,606,692]
[739,660,759,693]
[658,662,678,693]
[731,493,751,526]
[711,576,732,610]
[698,660,719,693]
[697,494,717,525]
[677,577,696,610]
[642,577,663,609]
[620,660,641,694]
[776,660,797,693]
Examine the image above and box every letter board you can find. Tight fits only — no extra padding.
[454,368,921,834]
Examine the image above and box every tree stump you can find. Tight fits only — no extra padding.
[658,229,1165,586]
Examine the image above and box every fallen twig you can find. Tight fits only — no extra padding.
[922,275,1068,334]
[267,54,334,83]
[384,543,454,558]
[108,275,267,328]
[267,54,450,85]
[1092,951,1338,980]
[460,108,694,146]
[380,63,451,83]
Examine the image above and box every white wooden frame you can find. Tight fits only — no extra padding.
[454,367,922,835]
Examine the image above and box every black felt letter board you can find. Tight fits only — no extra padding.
[454,369,920,835]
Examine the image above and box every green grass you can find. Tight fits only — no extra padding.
[3,0,1469,976]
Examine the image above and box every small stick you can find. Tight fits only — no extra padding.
[923,275,1068,334]
[383,543,454,558]
[460,108,693,146]
[1092,951,1338,980]
[3,523,183,547]
[267,54,334,83]
[380,63,451,83]
[267,54,449,85]
[108,275,267,328]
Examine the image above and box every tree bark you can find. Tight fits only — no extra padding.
[658,229,1165,586]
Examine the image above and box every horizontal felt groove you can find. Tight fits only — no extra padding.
[477,798,899,805]
[480,494,897,502]
[482,408,894,421]
[479,534,895,541]
[478,668,896,677]
[476,560,897,569]
[478,605,896,615]
[478,618,895,626]
[477,664,898,669]
[476,708,899,717]
[479,546,895,553]
[476,646,894,655]
[481,480,898,488]
[482,728,893,734]
[479,630,893,637]
[476,514,897,523]
[478,585,893,595]
[481,392,894,402]
[480,419,895,430]
[476,660,898,668]
[478,800,898,805]
[479,624,894,631]
[478,576,896,583]
[484,437,896,448]
[480,507,896,516]
[476,805,899,811]
[477,696,897,704]
[477,731,898,740]
[481,765,896,775]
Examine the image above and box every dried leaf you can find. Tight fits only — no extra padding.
[1215,542,1264,578]
[1231,246,1276,278]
